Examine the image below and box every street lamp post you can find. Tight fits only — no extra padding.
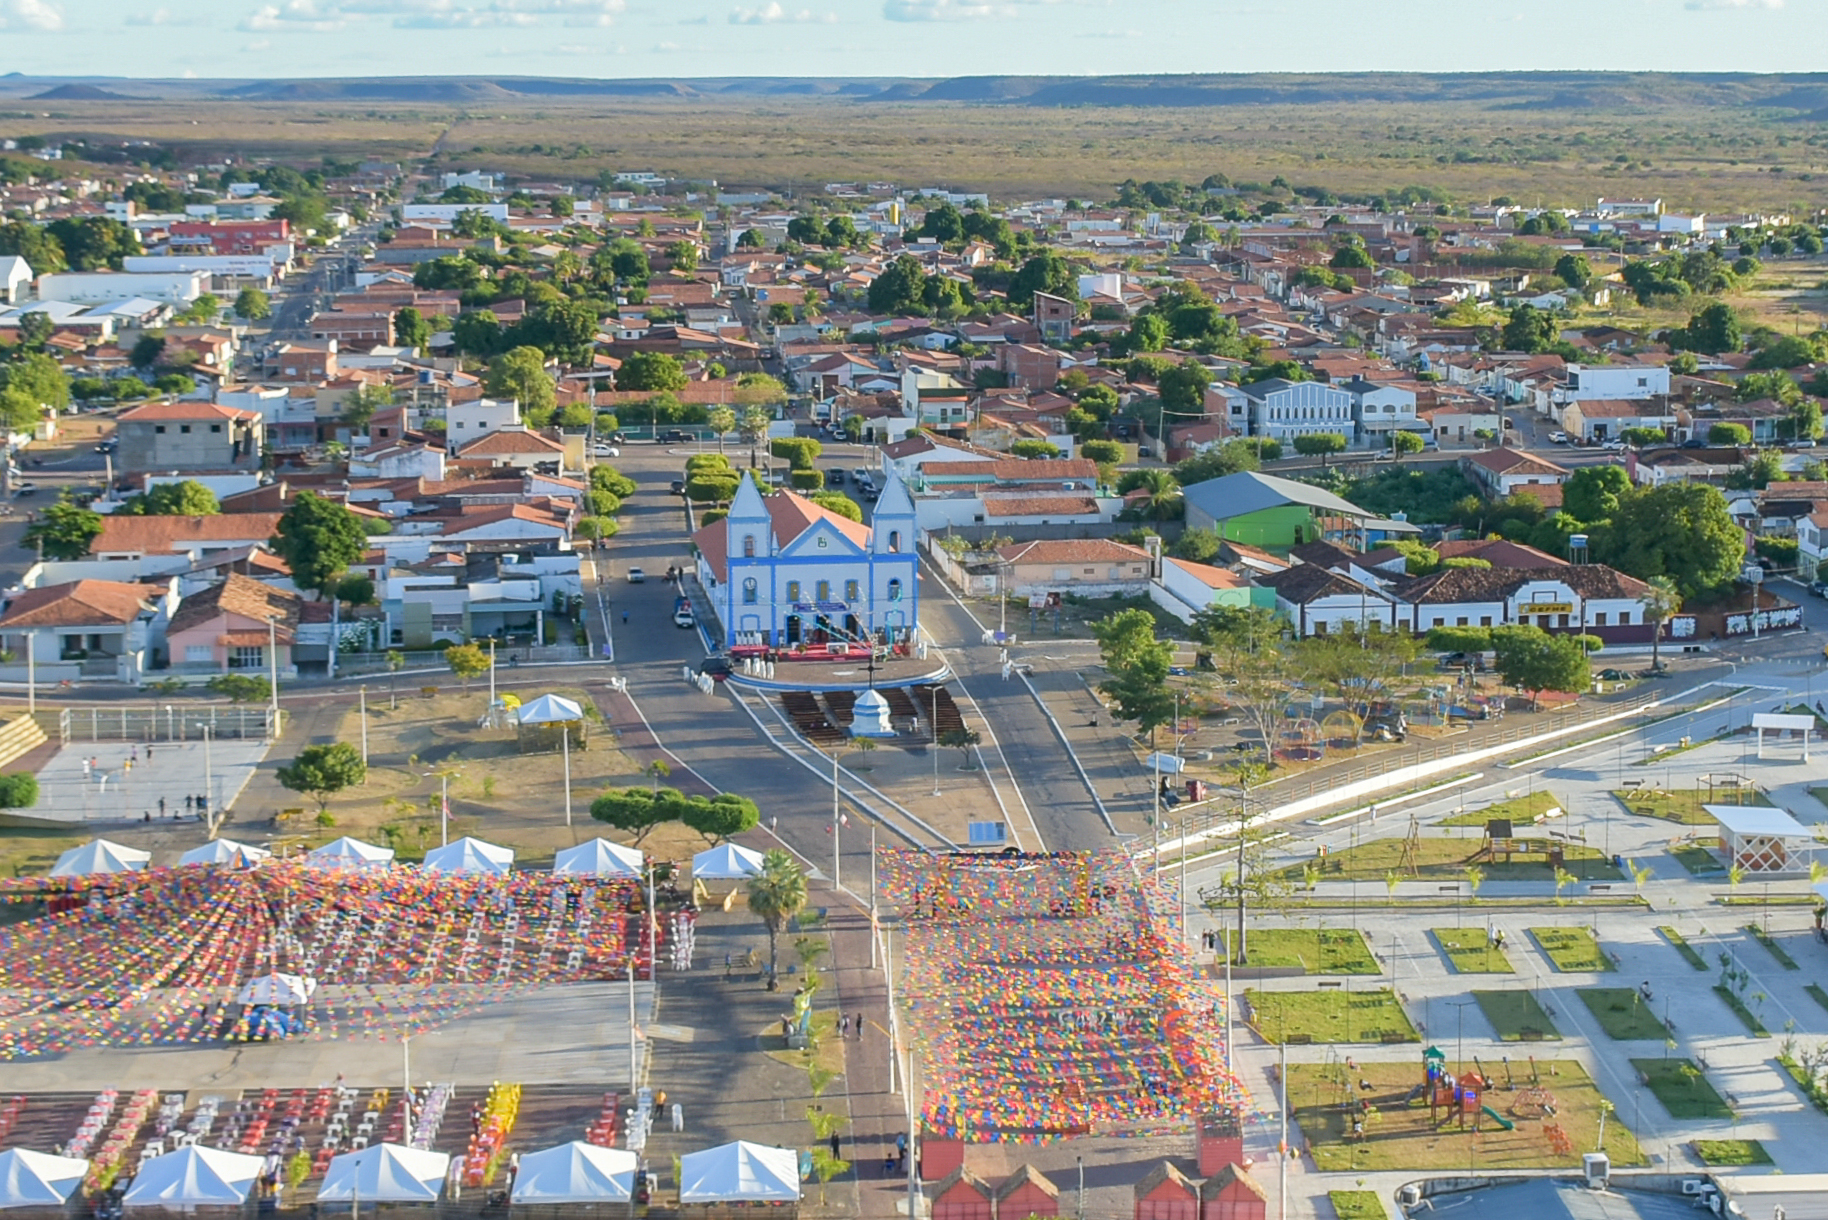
[267,615,281,731]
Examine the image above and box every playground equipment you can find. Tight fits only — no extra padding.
[1421,1048,1492,1131]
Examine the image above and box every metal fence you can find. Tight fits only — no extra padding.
[37,705,280,745]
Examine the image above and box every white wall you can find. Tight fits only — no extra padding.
[38,270,206,306]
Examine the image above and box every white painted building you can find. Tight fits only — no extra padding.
[37,270,207,307]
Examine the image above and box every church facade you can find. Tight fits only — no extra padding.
[692,472,921,653]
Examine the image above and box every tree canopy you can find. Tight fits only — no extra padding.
[275,742,367,814]
[269,491,369,597]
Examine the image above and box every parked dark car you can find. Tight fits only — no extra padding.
[661,429,689,442]
[669,479,686,495]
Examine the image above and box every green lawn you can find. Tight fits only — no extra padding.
[1615,787,1769,826]
[1473,989,1562,1041]
[1633,1059,1734,1120]
[1282,836,1621,885]
[1657,927,1709,971]
[1530,926,1615,973]
[1219,927,1379,974]
[1578,989,1671,1040]
[1244,987,1417,1044]
[1667,838,1725,875]
[1441,790,1564,829]
[1694,1140,1772,1166]
[1330,1191,1388,1220]
[1431,928,1515,973]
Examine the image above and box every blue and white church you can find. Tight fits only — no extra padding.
[692,471,920,654]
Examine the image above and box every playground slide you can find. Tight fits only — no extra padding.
[1480,1105,1516,1131]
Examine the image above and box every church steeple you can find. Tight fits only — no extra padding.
[726,470,773,558]
[871,470,914,556]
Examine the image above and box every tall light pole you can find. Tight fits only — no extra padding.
[267,615,281,731]
[359,686,369,767]
[196,723,214,831]
[561,721,572,827]
[488,638,497,710]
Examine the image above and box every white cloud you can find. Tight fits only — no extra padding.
[128,6,209,24]
[1685,0,1780,7]
[731,2,834,21]
[882,0,1003,20]
[0,0,65,31]
[245,0,624,28]
[239,0,343,30]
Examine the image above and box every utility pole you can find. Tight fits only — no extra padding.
[359,685,368,767]
[267,615,281,732]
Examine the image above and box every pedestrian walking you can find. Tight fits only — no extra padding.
[82,759,91,779]
[622,610,629,625]
[828,1132,840,1159]
[854,1012,864,1040]
[839,1014,850,1038]
[158,798,165,816]
[669,1103,683,1132]
[185,794,194,810]
[131,745,138,763]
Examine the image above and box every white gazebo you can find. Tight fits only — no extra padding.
[518,694,584,725]
[0,1149,88,1209]
[692,843,765,880]
[49,839,151,878]
[178,839,271,868]
[236,972,317,1006]
[317,1144,451,1204]
[1752,712,1817,760]
[122,1145,264,1209]
[509,1142,637,1204]
[422,836,514,875]
[1707,805,1813,874]
[306,837,394,870]
[677,1141,800,1204]
[552,838,643,877]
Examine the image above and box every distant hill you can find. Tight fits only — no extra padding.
[3,72,1828,113]
[29,84,132,100]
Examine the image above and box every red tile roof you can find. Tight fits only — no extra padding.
[0,580,161,629]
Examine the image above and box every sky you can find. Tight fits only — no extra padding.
[0,0,1820,79]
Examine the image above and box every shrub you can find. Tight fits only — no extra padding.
[1080,440,1123,465]
[0,772,38,809]
[769,437,822,470]
[685,453,732,475]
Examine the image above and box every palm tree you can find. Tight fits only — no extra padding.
[1643,576,1681,673]
[747,849,807,989]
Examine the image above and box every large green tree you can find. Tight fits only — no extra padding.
[122,480,219,516]
[1491,625,1590,708]
[0,221,66,273]
[746,848,807,988]
[44,217,139,270]
[485,345,557,415]
[275,742,367,814]
[0,352,70,429]
[1008,251,1077,308]
[1593,482,1745,600]
[618,351,688,393]
[269,491,369,597]
[23,493,102,560]
[1561,464,1631,523]
[868,255,929,316]
[1090,608,1177,740]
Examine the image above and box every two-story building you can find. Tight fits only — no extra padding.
[1217,378,1357,446]
[114,402,264,475]
[1337,377,1420,447]
[693,472,919,654]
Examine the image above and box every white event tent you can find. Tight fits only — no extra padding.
[121,1146,264,1209]
[422,836,514,876]
[677,1141,800,1204]
[178,839,271,868]
[49,839,151,877]
[306,837,394,870]
[236,972,317,1006]
[552,838,643,877]
[317,1145,451,1203]
[509,1142,637,1204]
[692,843,765,880]
[0,1149,89,1208]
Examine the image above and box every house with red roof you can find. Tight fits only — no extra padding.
[691,470,918,653]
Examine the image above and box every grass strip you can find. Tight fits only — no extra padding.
[1530,926,1615,972]
[1713,985,1769,1036]
[1430,928,1515,973]
[1657,927,1708,971]
[1578,988,1670,1041]
[1632,1058,1733,1120]
[1693,1140,1771,1166]
[1473,989,1561,1041]
[1329,1191,1388,1220]
[1746,924,1800,970]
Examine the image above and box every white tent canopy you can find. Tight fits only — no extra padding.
[306,837,394,869]
[317,1144,450,1204]
[678,1141,800,1203]
[49,838,151,877]
[518,694,584,724]
[0,1149,89,1208]
[552,838,643,877]
[237,972,317,1006]
[509,1142,637,1204]
[422,836,514,875]
[122,1145,264,1209]
[692,843,765,880]
[178,839,271,868]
